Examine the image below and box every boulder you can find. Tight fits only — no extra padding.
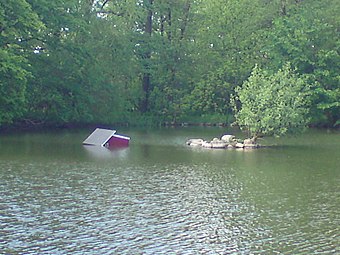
[211,141,227,149]
[186,135,261,150]
[211,138,227,148]
[221,135,236,143]
[212,137,220,142]
[244,143,258,148]
[186,138,204,146]
[243,138,255,145]
[212,144,227,148]
[243,138,259,148]
[235,143,244,148]
[202,141,212,148]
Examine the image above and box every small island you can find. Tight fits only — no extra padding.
[186,135,259,149]
[187,63,313,150]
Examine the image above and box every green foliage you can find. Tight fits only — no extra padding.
[0,0,338,128]
[25,0,136,125]
[263,0,340,126]
[185,70,231,116]
[0,50,29,123]
[0,0,44,125]
[0,0,44,46]
[232,64,312,138]
[178,113,230,125]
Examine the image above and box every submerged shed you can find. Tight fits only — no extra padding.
[83,128,130,148]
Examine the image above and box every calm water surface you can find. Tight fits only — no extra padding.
[0,127,339,254]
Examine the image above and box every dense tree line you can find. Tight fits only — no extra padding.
[0,0,339,128]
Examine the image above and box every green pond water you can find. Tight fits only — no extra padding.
[0,127,339,254]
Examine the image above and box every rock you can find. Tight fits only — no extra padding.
[211,141,227,148]
[243,138,259,148]
[186,135,260,150]
[244,143,259,148]
[235,143,244,148]
[244,138,255,145]
[210,138,227,148]
[186,138,204,146]
[221,135,236,143]
[202,141,212,148]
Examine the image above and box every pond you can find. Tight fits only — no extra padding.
[0,127,339,254]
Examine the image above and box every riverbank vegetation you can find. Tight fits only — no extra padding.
[1,0,339,130]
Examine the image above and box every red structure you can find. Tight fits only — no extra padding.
[83,128,130,148]
[105,134,130,148]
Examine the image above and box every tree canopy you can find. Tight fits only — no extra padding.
[232,64,312,139]
[0,0,339,129]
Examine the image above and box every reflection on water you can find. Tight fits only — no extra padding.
[0,128,339,254]
[83,145,130,160]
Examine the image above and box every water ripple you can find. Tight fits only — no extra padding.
[0,159,339,254]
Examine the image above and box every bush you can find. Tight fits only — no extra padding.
[231,63,312,139]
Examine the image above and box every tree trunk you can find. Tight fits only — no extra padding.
[167,8,172,41]
[280,0,287,15]
[180,1,191,40]
[140,0,153,113]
